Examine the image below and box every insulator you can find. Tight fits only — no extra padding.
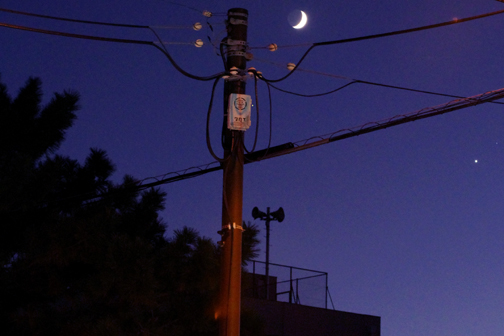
[229,66,239,75]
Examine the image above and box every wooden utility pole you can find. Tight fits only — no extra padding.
[218,8,248,336]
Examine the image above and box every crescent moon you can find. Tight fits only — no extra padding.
[293,11,307,29]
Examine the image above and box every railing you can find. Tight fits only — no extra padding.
[242,260,335,310]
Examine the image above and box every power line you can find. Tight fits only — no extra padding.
[0,6,203,30]
[5,6,504,217]
[257,8,504,83]
[266,80,358,98]
[260,87,504,159]
[251,58,504,104]
[162,1,226,16]
[0,6,150,28]
[13,84,504,214]
[162,1,204,14]
[92,85,504,199]
[0,21,223,81]
[0,21,153,44]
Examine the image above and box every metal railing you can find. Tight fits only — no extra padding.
[243,260,335,309]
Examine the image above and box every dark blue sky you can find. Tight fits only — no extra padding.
[2,1,504,334]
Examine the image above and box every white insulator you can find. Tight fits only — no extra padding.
[193,22,202,31]
[287,63,296,71]
[194,39,204,47]
[268,43,278,52]
[247,67,256,78]
[203,10,212,18]
[229,66,239,75]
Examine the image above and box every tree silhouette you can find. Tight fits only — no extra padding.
[0,76,79,263]
[0,76,262,335]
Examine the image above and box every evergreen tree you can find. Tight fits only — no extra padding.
[0,76,262,335]
[0,76,79,263]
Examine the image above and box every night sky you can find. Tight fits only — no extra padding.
[2,1,504,335]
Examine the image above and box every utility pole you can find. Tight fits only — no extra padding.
[218,8,248,336]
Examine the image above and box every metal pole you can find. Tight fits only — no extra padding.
[265,207,270,300]
[218,8,248,336]
[325,273,328,309]
[289,266,293,304]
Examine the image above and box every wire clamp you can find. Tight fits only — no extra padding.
[232,222,244,231]
[227,51,246,57]
[227,38,247,46]
[228,11,248,18]
[229,18,248,26]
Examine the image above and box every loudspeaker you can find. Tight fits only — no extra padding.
[271,207,285,223]
[252,206,266,220]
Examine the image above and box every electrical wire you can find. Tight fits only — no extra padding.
[82,81,504,206]
[163,1,227,16]
[0,21,225,81]
[252,58,504,104]
[0,6,222,79]
[253,81,274,161]
[163,1,202,14]
[249,81,274,162]
[0,6,150,28]
[267,80,358,97]
[249,43,312,50]
[243,74,260,154]
[7,7,504,216]
[206,77,227,162]
[260,86,504,160]
[0,21,153,44]
[257,8,504,83]
[219,36,228,69]
[19,84,504,211]
[266,82,273,152]
[205,25,226,58]
[45,161,223,210]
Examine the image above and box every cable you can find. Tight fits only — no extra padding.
[0,21,153,44]
[267,80,358,97]
[244,81,274,162]
[252,58,504,104]
[243,74,260,154]
[0,6,150,28]
[16,85,504,212]
[249,43,312,50]
[260,86,504,160]
[164,1,202,13]
[257,8,504,83]
[206,77,227,162]
[261,81,274,160]
[0,21,225,81]
[356,79,504,105]
[219,36,228,69]
[0,6,201,30]
[111,85,504,193]
[162,1,226,17]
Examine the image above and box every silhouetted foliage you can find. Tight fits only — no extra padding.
[242,221,261,265]
[0,76,262,335]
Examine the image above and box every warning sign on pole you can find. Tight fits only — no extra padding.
[228,93,251,131]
